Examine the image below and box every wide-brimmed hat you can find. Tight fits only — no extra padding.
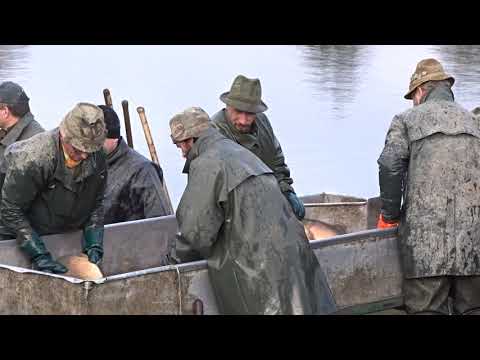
[169,107,211,144]
[220,75,268,113]
[404,58,455,100]
[60,103,106,153]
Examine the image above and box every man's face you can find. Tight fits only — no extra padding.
[103,138,119,155]
[412,87,426,107]
[0,105,10,127]
[62,139,89,162]
[226,106,256,133]
[176,138,194,158]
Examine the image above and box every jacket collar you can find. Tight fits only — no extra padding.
[182,127,224,174]
[422,83,455,104]
[0,112,35,147]
[107,137,128,166]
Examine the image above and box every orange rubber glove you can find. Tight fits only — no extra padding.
[377,213,400,229]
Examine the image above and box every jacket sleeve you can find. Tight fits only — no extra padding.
[0,153,45,235]
[131,163,172,218]
[271,135,295,193]
[175,163,225,263]
[377,115,410,221]
[84,157,107,230]
[262,115,295,193]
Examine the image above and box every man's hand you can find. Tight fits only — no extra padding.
[82,227,104,265]
[17,227,68,274]
[33,254,68,274]
[86,248,103,265]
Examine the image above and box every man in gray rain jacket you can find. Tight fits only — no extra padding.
[99,105,172,224]
[170,106,336,315]
[377,58,480,314]
[0,81,44,187]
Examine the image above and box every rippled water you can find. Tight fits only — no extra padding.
[1,45,479,207]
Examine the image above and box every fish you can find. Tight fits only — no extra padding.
[58,253,104,280]
[303,219,346,240]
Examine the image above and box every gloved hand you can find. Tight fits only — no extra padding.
[17,228,68,274]
[86,248,103,264]
[284,191,306,220]
[377,213,400,229]
[82,227,104,265]
[33,254,69,274]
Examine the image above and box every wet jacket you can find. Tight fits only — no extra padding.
[0,112,44,166]
[104,137,172,224]
[211,109,295,193]
[175,127,336,315]
[378,84,480,278]
[0,112,44,186]
[0,128,107,238]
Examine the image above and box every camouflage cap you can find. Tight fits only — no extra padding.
[220,75,268,113]
[404,58,455,100]
[169,107,211,144]
[59,103,106,153]
[0,81,29,105]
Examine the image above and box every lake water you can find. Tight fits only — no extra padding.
[1,45,479,207]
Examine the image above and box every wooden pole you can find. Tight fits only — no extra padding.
[103,88,113,108]
[137,106,174,213]
[121,100,134,149]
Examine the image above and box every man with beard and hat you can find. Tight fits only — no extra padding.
[99,105,172,224]
[169,106,336,315]
[377,58,480,315]
[211,75,305,221]
[0,103,107,274]
[0,82,44,185]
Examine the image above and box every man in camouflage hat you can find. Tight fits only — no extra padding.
[0,81,44,180]
[99,105,172,224]
[170,107,336,315]
[211,75,305,221]
[0,103,107,274]
[377,58,480,314]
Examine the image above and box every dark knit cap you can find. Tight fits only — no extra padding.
[98,105,121,139]
[0,81,29,105]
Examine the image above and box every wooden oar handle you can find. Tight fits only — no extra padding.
[136,106,174,214]
[136,107,159,165]
[103,88,113,108]
[122,100,134,149]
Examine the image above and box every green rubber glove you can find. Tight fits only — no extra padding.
[82,227,104,264]
[284,191,306,220]
[17,228,68,274]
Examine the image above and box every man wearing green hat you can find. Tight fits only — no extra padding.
[211,75,305,220]
[0,103,107,274]
[0,81,44,177]
[169,107,336,315]
[377,58,480,314]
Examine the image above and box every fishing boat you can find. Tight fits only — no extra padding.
[0,193,404,315]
